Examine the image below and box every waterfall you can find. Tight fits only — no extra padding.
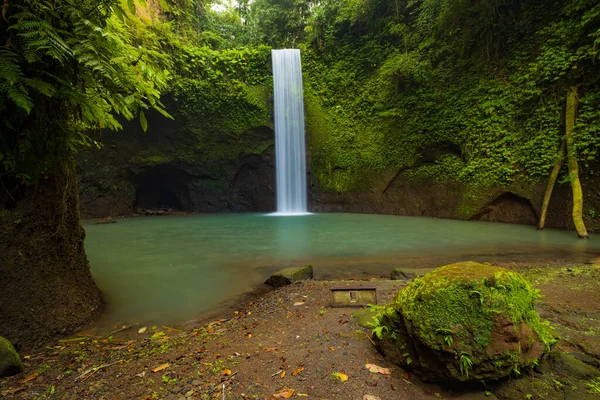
[272,49,309,215]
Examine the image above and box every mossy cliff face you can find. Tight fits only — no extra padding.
[78,81,275,218]
[373,262,558,383]
[304,80,600,230]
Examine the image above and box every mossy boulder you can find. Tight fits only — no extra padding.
[265,265,313,287]
[373,261,558,383]
[0,336,24,378]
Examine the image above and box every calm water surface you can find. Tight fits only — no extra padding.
[84,213,600,329]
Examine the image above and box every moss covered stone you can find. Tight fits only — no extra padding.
[373,261,558,383]
[0,336,23,378]
[265,265,313,287]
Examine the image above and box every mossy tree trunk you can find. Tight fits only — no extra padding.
[538,141,565,230]
[565,86,589,239]
[0,159,102,350]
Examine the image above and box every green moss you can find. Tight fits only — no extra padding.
[374,262,558,382]
[0,336,23,377]
[129,154,173,166]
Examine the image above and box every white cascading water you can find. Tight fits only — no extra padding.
[272,49,309,215]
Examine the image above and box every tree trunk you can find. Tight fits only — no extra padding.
[565,86,589,238]
[538,141,565,230]
[0,159,102,350]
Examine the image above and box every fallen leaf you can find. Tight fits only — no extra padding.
[151,363,170,373]
[297,394,308,397]
[280,370,286,378]
[434,393,441,398]
[363,395,382,400]
[138,327,147,334]
[328,347,335,352]
[222,369,232,375]
[1,387,26,396]
[246,333,252,338]
[135,371,146,378]
[332,372,348,382]
[365,363,391,375]
[292,367,304,376]
[19,371,39,384]
[150,331,166,340]
[293,302,305,306]
[272,389,295,398]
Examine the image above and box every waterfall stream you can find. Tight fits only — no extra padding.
[272,49,308,215]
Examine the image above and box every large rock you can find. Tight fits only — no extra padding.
[0,336,24,378]
[373,261,558,383]
[390,268,418,280]
[265,265,313,287]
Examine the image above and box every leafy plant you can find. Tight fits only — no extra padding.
[459,352,473,378]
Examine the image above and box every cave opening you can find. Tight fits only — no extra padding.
[134,165,190,211]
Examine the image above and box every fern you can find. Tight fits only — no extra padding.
[0,0,172,180]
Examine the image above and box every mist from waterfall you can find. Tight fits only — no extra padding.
[272,49,308,215]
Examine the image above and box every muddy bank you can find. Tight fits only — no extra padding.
[2,261,600,399]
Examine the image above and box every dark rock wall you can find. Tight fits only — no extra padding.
[78,90,275,217]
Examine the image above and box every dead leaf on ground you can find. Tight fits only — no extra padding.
[363,395,382,400]
[272,389,295,398]
[280,370,286,378]
[292,367,304,376]
[138,327,147,334]
[1,387,26,396]
[151,363,170,373]
[332,372,348,382]
[293,302,305,306]
[365,363,391,375]
[19,371,39,384]
[328,346,335,352]
[222,369,232,375]
[150,331,166,340]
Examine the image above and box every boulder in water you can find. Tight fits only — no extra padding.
[265,265,313,287]
[0,336,24,378]
[373,261,558,383]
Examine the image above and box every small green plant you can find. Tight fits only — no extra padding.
[38,363,51,373]
[161,374,177,385]
[587,377,600,394]
[207,359,224,375]
[436,328,454,346]
[319,308,326,316]
[372,325,388,339]
[459,352,473,378]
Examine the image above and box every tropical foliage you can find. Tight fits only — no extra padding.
[0,0,171,183]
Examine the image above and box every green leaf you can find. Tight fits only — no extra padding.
[139,110,148,132]
[127,0,136,14]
